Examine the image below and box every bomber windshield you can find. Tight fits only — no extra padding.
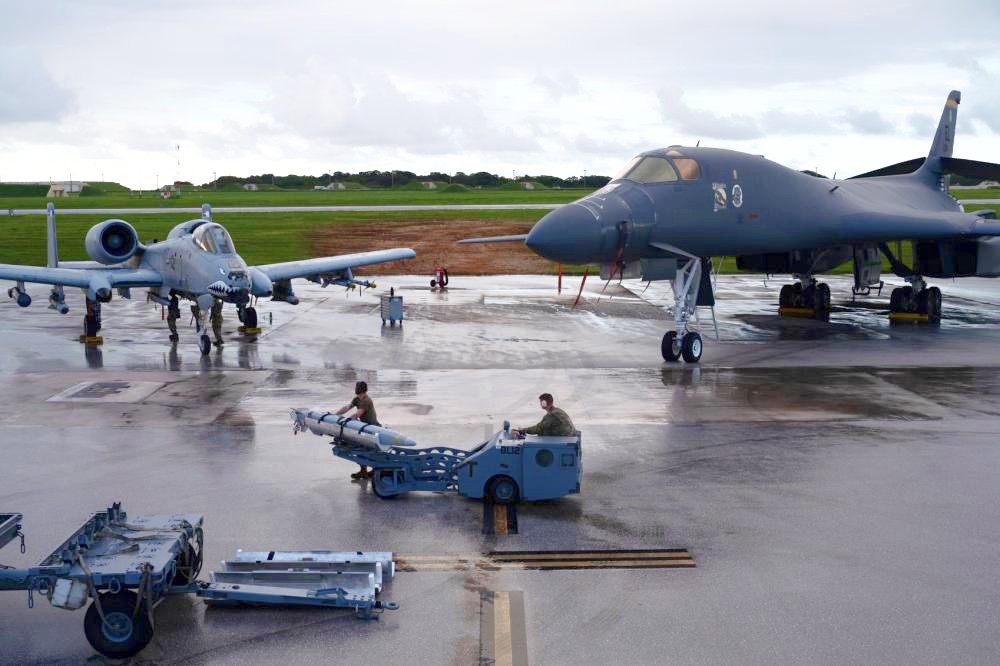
[193,223,235,254]
[617,156,678,183]
[666,150,701,180]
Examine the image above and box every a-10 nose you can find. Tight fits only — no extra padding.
[526,203,605,264]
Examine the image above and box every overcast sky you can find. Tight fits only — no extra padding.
[2,0,999,188]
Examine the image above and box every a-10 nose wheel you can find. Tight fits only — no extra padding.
[662,330,703,363]
[198,334,212,355]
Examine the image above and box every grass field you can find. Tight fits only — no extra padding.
[0,188,594,210]
[0,202,996,278]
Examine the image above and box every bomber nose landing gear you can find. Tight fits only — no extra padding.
[662,331,703,363]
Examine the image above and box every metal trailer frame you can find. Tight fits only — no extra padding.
[331,423,583,503]
[1,503,398,660]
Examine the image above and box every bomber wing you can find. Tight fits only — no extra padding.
[0,264,163,289]
[840,211,1000,244]
[254,248,415,283]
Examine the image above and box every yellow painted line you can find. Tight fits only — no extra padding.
[494,504,508,535]
[494,592,514,666]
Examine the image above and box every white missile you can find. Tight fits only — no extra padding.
[290,408,417,451]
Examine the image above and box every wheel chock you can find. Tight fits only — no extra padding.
[778,306,818,318]
[78,335,103,345]
[889,312,930,322]
[238,326,262,334]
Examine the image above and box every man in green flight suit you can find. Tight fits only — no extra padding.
[210,298,224,346]
[336,380,380,479]
[513,393,575,437]
[166,293,180,343]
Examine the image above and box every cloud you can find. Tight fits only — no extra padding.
[657,86,764,140]
[269,69,540,155]
[0,47,75,124]
[840,109,894,134]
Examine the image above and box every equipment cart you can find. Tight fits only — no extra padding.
[328,421,582,504]
[380,288,404,326]
[1,503,397,660]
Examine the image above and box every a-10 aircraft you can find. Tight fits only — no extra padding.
[0,204,415,354]
[463,90,1000,363]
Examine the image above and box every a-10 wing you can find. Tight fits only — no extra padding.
[0,264,162,289]
[254,248,416,282]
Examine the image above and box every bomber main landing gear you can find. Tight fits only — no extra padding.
[889,277,941,321]
[778,279,831,317]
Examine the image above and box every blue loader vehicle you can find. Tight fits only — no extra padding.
[300,416,582,504]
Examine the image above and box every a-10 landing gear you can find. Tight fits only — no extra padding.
[889,276,941,320]
[778,279,831,314]
[237,304,258,328]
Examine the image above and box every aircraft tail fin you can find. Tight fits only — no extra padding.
[916,90,961,186]
[46,202,59,268]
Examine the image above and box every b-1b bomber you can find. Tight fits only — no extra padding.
[466,90,1000,362]
[0,204,415,354]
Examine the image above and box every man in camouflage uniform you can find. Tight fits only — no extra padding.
[515,393,575,437]
[210,298,224,346]
[166,293,180,342]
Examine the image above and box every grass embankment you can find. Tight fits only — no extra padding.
[0,188,593,209]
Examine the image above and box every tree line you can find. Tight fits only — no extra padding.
[205,170,610,189]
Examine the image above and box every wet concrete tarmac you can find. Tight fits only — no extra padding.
[1,275,999,664]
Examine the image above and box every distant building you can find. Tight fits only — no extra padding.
[313,182,345,191]
[243,183,259,191]
[522,182,535,190]
[422,181,437,189]
[46,181,84,197]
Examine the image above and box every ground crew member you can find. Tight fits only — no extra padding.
[166,293,180,342]
[210,298,224,346]
[514,393,575,437]
[336,381,380,479]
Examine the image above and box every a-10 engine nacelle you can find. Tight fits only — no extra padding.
[84,219,142,265]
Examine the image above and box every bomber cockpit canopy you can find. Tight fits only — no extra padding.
[192,223,236,254]
[614,149,701,183]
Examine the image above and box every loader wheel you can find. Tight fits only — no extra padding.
[488,475,519,505]
[84,591,153,659]
[371,470,400,499]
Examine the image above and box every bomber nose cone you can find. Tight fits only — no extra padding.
[526,204,603,264]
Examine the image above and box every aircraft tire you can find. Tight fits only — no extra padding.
[198,335,211,355]
[926,287,942,319]
[681,331,703,363]
[889,287,903,312]
[661,331,681,362]
[816,283,831,311]
[779,284,793,307]
[244,307,258,328]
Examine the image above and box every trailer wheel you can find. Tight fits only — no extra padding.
[84,591,153,659]
[487,476,519,505]
[172,542,203,585]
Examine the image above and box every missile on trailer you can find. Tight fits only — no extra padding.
[290,408,417,451]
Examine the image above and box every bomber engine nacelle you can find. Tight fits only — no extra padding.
[85,219,142,265]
